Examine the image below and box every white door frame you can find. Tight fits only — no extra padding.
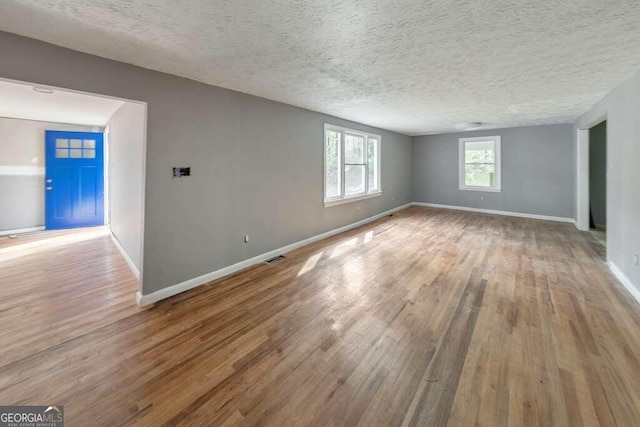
[103,125,110,228]
[576,128,590,231]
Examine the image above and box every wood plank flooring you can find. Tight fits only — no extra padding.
[0,227,141,367]
[1,207,639,426]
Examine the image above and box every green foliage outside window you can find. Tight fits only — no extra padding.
[464,148,495,187]
[325,131,340,198]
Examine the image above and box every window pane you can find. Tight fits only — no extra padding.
[465,164,495,187]
[83,149,96,158]
[70,148,82,158]
[345,133,365,164]
[368,138,379,191]
[325,130,341,199]
[70,139,82,149]
[83,139,96,149]
[56,149,68,158]
[56,139,69,148]
[345,164,365,196]
[465,141,495,164]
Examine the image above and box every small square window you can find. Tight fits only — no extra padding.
[70,139,82,149]
[83,140,95,149]
[70,148,82,158]
[56,149,69,158]
[56,139,69,148]
[83,149,96,158]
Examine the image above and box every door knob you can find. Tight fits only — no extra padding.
[46,179,52,183]
[46,186,53,190]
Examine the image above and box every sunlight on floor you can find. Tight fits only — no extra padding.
[297,251,323,277]
[0,227,109,263]
[330,237,358,259]
[344,258,364,292]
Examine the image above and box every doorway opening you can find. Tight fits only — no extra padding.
[589,121,607,248]
[0,77,147,315]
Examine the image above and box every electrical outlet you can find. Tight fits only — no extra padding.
[634,254,639,266]
[244,235,249,243]
[480,196,484,201]
[356,205,360,211]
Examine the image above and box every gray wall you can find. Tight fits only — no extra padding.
[0,31,412,295]
[576,68,640,295]
[107,102,145,271]
[589,121,607,226]
[0,116,94,231]
[412,124,574,218]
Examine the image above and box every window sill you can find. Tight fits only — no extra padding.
[324,191,382,207]
[459,186,502,193]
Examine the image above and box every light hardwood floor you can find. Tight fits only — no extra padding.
[1,207,639,426]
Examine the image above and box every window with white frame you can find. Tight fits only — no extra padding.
[324,124,381,206]
[459,136,501,192]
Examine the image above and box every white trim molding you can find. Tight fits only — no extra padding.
[0,166,45,176]
[0,226,45,236]
[137,203,411,306]
[109,231,140,280]
[576,128,590,231]
[324,191,381,207]
[137,202,583,306]
[412,202,575,224]
[609,261,640,306]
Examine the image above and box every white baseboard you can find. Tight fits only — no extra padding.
[109,231,140,280]
[411,202,576,224]
[135,201,582,306]
[136,203,412,306]
[0,226,45,237]
[609,261,640,306]
[135,291,143,306]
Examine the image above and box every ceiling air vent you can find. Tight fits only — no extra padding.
[455,122,484,131]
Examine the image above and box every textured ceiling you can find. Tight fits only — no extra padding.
[0,0,639,135]
[0,79,123,126]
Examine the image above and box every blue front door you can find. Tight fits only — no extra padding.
[45,131,105,230]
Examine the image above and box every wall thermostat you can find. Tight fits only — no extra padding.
[173,167,191,178]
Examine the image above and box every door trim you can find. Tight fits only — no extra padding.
[576,128,589,231]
